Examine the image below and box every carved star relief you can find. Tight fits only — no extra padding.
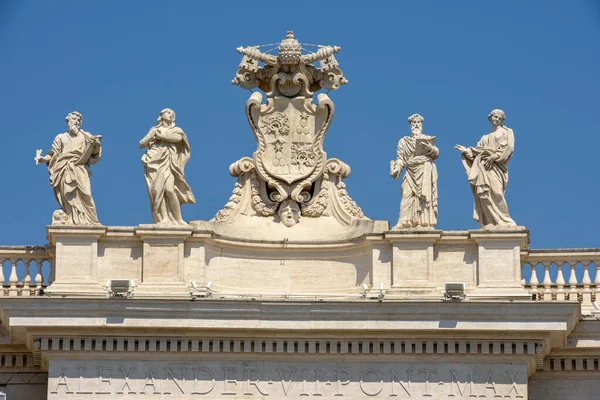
[273,140,285,152]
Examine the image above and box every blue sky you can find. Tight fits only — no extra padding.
[0,0,599,248]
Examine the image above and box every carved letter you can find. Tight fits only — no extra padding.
[277,368,298,396]
[483,371,497,395]
[223,367,238,395]
[418,369,436,397]
[51,367,72,394]
[76,366,92,394]
[141,368,160,394]
[192,368,215,395]
[244,368,269,396]
[505,370,522,397]
[360,370,383,396]
[389,369,411,397]
[314,369,323,396]
[95,367,112,394]
[300,369,310,396]
[335,369,350,397]
[117,367,136,394]
[164,367,186,395]
[449,369,473,397]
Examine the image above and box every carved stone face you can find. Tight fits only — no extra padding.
[52,209,69,225]
[161,110,175,125]
[489,112,504,127]
[278,200,300,227]
[410,119,423,135]
[66,115,81,134]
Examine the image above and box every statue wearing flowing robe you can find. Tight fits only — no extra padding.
[38,112,102,225]
[140,109,195,225]
[459,124,516,228]
[391,132,439,229]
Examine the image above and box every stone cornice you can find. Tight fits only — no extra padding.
[1,299,579,341]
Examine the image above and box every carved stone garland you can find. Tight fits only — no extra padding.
[215,31,365,227]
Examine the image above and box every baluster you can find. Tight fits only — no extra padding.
[34,258,45,293]
[22,258,31,297]
[542,262,553,301]
[8,258,19,296]
[568,262,578,301]
[594,261,600,309]
[0,259,5,296]
[582,261,593,311]
[529,263,539,298]
[48,257,55,285]
[555,261,566,301]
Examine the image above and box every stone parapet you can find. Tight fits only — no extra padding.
[42,224,535,300]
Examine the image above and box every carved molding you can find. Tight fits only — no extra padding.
[544,356,600,372]
[34,337,543,357]
[0,353,36,368]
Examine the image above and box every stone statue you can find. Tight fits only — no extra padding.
[455,109,517,228]
[390,114,439,229]
[215,31,366,227]
[35,111,102,225]
[139,108,195,225]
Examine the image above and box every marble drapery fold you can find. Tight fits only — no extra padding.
[392,133,439,228]
[460,126,516,228]
[41,113,102,225]
[140,110,195,225]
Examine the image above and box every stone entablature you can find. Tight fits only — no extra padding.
[0,296,581,399]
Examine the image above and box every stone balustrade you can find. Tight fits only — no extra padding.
[0,246,53,297]
[3,229,600,317]
[522,249,600,312]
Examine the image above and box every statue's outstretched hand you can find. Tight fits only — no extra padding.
[454,144,467,153]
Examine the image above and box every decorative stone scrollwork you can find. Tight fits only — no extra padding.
[214,180,244,222]
[215,31,365,227]
[250,174,279,217]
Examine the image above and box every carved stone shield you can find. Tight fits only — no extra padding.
[246,94,333,202]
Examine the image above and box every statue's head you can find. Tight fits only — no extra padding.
[278,31,302,65]
[157,108,176,127]
[65,111,82,133]
[487,109,505,126]
[408,114,424,135]
[278,199,300,227]
[52,209,69,225]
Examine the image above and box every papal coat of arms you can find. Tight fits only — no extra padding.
[215,32,365,227]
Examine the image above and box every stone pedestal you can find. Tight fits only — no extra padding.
[386,230,442,295]
[45,225,107,297]
[135,226,193,298]
[470,229,530,299]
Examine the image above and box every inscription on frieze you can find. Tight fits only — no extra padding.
[49,360,527,399]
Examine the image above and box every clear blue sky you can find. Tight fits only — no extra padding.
[1,0,599,248]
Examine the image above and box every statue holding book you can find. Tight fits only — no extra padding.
[390,113,439,229]
[454,109,516,229]
[35,111,102,225]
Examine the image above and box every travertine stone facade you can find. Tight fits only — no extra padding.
[9,31,600,400]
